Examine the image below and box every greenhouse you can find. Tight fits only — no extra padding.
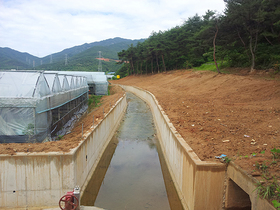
[0,71,88,143]
[46,71,108,95]
[91,74,109,95]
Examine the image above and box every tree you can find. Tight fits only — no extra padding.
[224,0,266,71]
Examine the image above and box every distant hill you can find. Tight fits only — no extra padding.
[42,37,145,63]
[0,37,145,71]
[0,47,40,69]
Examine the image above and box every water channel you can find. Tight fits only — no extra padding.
[81,93,183,210]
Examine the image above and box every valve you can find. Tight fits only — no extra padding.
[59,194,79,210]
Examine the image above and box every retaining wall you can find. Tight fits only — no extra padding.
[0,94,127,209]
[122,85,226,210]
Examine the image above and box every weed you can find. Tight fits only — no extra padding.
[261,162,269,172]
[224,156,231,163]
[255,161,268,173]
[88,95,102,112]
[271,160,278,165]
[255,177,280,205]
[255,181,275,199]
[261,150,265,154]
[58,135,63,140]
[271,148,280,159]
[272,200,280,210]
[108,85,112,95]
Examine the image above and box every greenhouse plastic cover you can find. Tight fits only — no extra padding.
[0,71,88,142]
[91,74,108,95]
[46,71,105,85]
[46,71,108,95]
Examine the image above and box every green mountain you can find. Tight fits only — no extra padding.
[37,37,145,72]
[0,47,40,69]
[0,37,145,71]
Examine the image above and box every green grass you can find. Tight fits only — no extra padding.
[88,95,102,112]
[193,61,229,73]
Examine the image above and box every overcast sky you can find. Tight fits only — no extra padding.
[0,0,226,58]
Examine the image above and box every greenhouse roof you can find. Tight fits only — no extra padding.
[0,71,51,98]
[0,71,88,100]
[45,71,105,84]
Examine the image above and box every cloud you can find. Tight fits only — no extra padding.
[0,0,225,57]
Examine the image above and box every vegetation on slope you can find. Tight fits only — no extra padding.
[116,0,280,77]
[0,37,145,72]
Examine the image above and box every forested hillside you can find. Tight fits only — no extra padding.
[37,38,145,72]
[0,37,145,71]
[0,47,40,69]
[116,0,280,77]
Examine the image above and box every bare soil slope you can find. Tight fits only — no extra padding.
[111,70,280,177]
[0,70,279,179]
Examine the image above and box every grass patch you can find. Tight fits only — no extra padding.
[108,85,112,95]
[88,95,102,112]
[193,61,229,73]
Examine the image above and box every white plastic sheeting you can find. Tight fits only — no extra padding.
[92,74,109,95]
[0,71,88,143]
[45,71,108,95]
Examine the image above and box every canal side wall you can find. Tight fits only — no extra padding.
[0,94,127,209]
[121,85,226,210]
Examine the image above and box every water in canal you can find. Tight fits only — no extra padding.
[81,93,183,210]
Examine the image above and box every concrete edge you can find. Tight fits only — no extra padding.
[123,85,224,168]
[0,93,128,209]
[0,93,126,158]
[226,161,276,210]
[120,85,226,210]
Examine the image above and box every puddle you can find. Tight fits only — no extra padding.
[81,93,183,210]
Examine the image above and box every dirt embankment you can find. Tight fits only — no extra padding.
[0,85,125,155]
[1,69,279,179]
[111,70,280,177]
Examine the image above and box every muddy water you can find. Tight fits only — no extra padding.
[81,93,183,210]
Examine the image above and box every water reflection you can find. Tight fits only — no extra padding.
[81,93,183,210]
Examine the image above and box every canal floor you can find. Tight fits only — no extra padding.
[81,93,183,210]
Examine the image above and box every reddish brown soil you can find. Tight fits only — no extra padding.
[0,85,125,155]
[1,69,279,181]
[111,69,280,179]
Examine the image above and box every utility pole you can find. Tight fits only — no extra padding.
[65,54,68,65]
[98,51,102,72]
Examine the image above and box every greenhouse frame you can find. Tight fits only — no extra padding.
[0,71,88,143]
[46,71,108,95]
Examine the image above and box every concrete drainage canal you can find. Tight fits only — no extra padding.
[81,92,183,210]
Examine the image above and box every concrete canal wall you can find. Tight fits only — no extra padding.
[122,85,276,210]
[122,85,226,210]
[0,94,127,209]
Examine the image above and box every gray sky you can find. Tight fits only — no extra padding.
[0,0,225,58]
